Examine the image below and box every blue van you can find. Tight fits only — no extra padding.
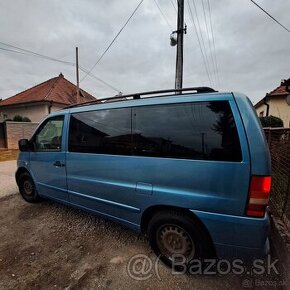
[16,87,271,267]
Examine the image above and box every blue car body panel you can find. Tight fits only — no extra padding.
[28,114,69,202]
[233,93,271,175]
[16,91,271,259]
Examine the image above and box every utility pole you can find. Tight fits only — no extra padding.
[175,0,185,91]
[75,47,80,104]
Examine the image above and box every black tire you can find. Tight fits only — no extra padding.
[148,210,215,270]
[18,172,40,203]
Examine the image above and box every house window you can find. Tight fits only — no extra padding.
[259,111,264,117]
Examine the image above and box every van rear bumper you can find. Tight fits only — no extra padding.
[190,209,270,260]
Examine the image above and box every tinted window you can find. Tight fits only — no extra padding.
[33,116,64,151]
[69,108,132,155]
[132,101,242,161]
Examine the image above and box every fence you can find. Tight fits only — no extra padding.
[264,128,290,228]
[5,121,39,149]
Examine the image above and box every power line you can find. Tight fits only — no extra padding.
[170,0,177,12]
[0,46,32,56]
[0,41,75,66]
[249,0,290,33]
[81,0,144,82]
[186,0,212,85]
[207,0,220,85]
[153,0,173,30]
[79,66,121,93]
[201,0,216,84]
[191,0,214,84]
[0,42,120,92]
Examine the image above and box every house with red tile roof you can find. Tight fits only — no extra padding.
[255,78,290,127]
[0,73,96,122]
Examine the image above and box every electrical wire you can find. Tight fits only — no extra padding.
[153,0,173,30]
[201,0,216,84]
[0,46,33,56]
[186,0,212,85]
[249,0,290,33]
[0,41,75,66]
[79,66,121,93]
[207,0,220,85]
[191,0,214,84]
[81,0,144,82]
[0,42,120,93]
[169,0,177,12]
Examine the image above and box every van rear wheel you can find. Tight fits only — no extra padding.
[18,172,40,203]
[148,210,214,270]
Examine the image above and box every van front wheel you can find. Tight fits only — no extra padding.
[148,210,214,270]
[18,172,40,203]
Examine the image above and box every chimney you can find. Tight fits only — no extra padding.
[59,73,64,78]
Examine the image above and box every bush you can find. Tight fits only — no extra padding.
[22,116,31,122]
[259,115,283,128]
[12,115,31,122]
[13,115,23,122]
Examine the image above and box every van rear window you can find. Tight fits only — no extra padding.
[68,101,242,162]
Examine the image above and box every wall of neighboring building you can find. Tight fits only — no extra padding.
[0,103,48,123]
[0,102,67,123]
[255,103,268,118]
[5,121,39,149]
[50,103,65,113]
[256,97,290,127]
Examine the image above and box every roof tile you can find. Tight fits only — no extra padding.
[0,73,96,107]
[267,78,290,97]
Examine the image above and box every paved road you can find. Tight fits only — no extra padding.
[0,160,18,198]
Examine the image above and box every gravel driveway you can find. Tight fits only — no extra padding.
[0,195,247,290]
[0,160,286,289]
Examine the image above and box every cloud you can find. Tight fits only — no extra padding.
[0,0,289,104]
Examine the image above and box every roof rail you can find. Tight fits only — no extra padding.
[65,86,217,109]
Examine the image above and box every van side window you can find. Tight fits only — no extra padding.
[33,116,64,151]
[132,101,242,162]
[68,101,242,161]
[68,108,131,155]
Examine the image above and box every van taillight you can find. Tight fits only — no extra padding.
[246,176,271,217]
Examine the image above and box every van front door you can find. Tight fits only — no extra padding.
[29,115,68,201]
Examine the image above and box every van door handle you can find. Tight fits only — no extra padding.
[53,161,65,167]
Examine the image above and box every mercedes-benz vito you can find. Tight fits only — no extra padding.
[16,87,271,268]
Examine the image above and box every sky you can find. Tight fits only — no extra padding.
[0,0,289,104]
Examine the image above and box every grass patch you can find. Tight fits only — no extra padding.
[0,150,19,162]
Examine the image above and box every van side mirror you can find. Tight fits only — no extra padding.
[18,139,31,152]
